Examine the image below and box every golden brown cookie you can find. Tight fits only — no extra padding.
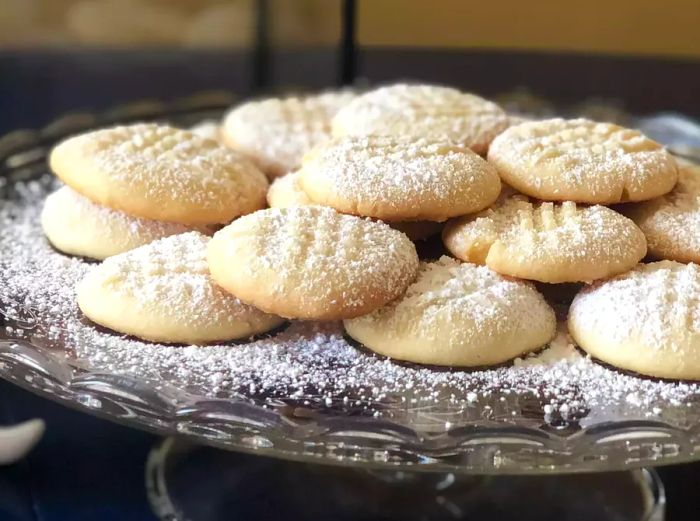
[345,256,556,367]
[569,261,700,380]
[50,123,268,225]
[443,195,647,283]
[222,91,355,178]
[206,206,419,320]
[625,159,700,263]
[299,135,501,222]
[332,84,509,154]
[487,118,678,204]
[77,232,283,344]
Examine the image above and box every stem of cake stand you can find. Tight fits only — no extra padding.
[145,437,665,521]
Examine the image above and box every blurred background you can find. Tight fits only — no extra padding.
[1,0,700,132]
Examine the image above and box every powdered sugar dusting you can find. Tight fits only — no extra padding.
[626,159,700,262]
[209,206,420,318]
[443,196,647,282]
[43,186,195,256]
[222,90,355,177]
[299,135,501,221]
[51,123,268,222]
[332,84,509,154]
[1,178,699,429]
[488,118,678,203]
[78,232,282,339]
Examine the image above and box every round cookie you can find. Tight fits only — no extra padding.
[267,172,442,241]
[487,118,678,204]
[206,206,419,320]
[42,186,197,260]
[299,135,501,222]
[443,196,647,283]
[266,171,313,208]
[189,120,222,142]
[50,123,268,225]
[77,232,283,344]
[332,84,509,154]
[222,90,355,178]
[568,261,700,380]
[344,256,556,367]
[625,159,700,263]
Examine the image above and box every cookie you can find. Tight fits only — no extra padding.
[299,135,501,221]
[222,90,355,178]
[443,196,647,283]
[267,171,442,241]
[625,159,700,263]
[206,206,419,320]
[42,186,196,260]
[487,118,678,204]
[332,84,509,154]
[189,120,222,142]
[266,171,313,208]
[77,232,283,344]
[50,123,268,225]
[568,261,700,380]
[344,256,556,367]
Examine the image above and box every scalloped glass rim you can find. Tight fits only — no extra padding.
[1,94,700,475]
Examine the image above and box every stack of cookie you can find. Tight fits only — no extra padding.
[42,83,700,381]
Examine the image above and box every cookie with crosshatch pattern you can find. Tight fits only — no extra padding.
[625,158,700,263]
[569,260,700,380]
[299,134,501,222]
[206,206,419,320]
[487,118,678,204]
[344,256,556,367]
[78,232,283,344]
[443,195,647,283]
[332,84,509,154]
[50,123,268,225]
[222,90,355,178]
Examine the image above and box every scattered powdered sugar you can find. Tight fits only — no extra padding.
[300,135,500,221]
[489,118,677,202]
[332,84,509,154]
[626,159,700,261]
[45,185,193,241]
[53,123,268,215]
[1,178,699,430]
[570,261,700,352]
[209,206,420,316]
[222,90,355,176]
[444,196,646,281]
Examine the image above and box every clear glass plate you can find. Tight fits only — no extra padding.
[145,437,665,521]
[1,93,700,475]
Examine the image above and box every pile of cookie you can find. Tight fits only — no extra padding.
[41,84,700,381]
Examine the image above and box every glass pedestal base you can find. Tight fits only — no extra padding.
[146,438,665,521]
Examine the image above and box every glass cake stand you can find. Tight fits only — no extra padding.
[0,93,699,520]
